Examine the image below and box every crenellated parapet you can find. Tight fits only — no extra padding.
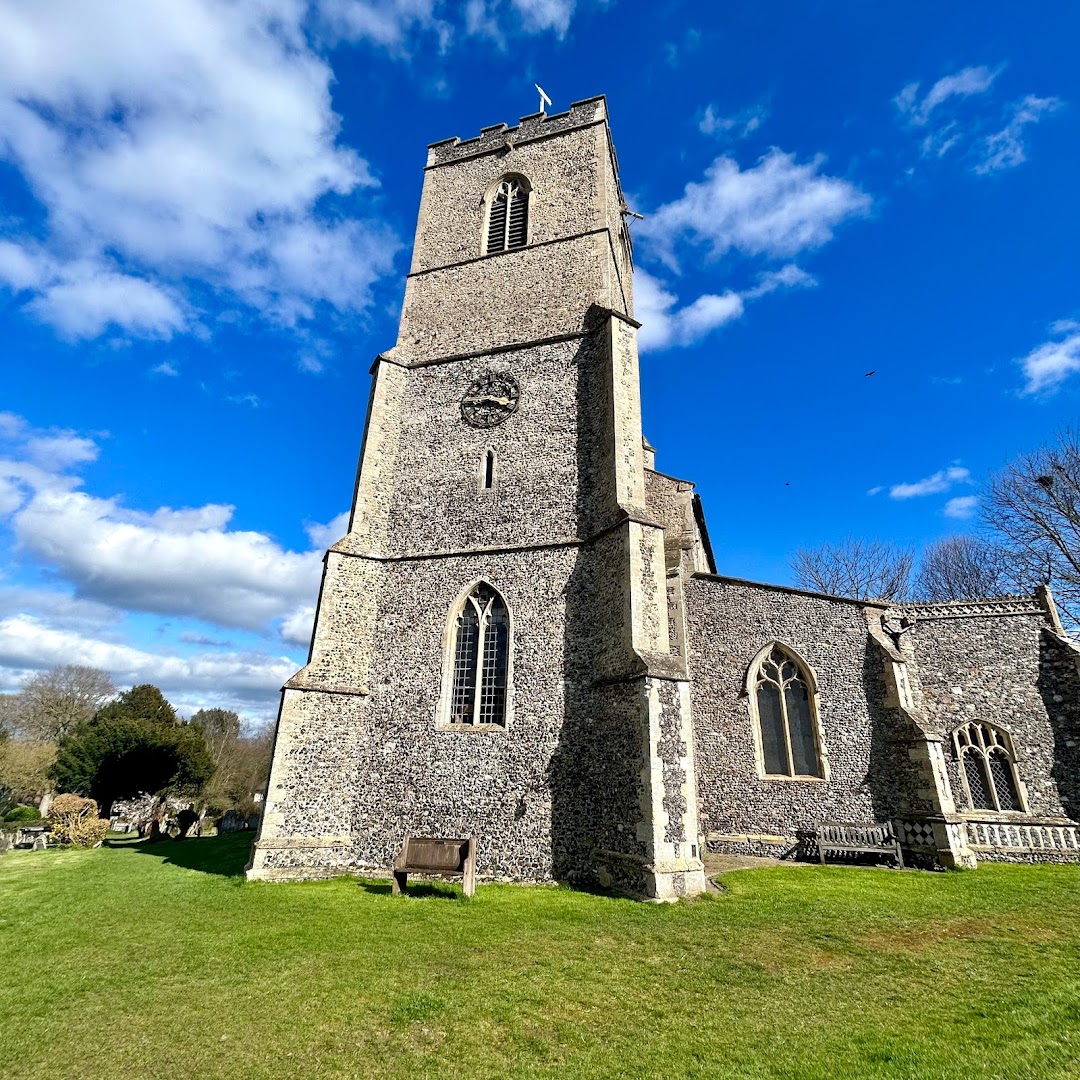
[426,96,610,168]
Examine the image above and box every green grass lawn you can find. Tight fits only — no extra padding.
[1,836,1078,1080]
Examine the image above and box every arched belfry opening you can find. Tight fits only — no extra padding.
[484,174,531,254]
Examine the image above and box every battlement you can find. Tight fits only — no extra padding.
[426,95,609,168]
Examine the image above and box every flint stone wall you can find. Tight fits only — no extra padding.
[911,612,1080,821]
[683,575,903,850]
[259,536,652,882]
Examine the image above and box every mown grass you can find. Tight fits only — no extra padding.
[1,835,1078,1079]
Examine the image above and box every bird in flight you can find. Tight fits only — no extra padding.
[864,370,876,377]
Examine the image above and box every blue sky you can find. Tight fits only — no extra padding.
[1,1,1077,722]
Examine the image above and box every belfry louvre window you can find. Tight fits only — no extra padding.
[752,645,823,778]
[954,722,1024,812]
[486,179,529,254]
[448,583,509,726]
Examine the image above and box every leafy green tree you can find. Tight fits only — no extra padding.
[51,685,213,817]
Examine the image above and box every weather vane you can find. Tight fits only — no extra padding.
[535,84,552,114]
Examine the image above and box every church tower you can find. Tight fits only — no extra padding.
[249,97,707,899]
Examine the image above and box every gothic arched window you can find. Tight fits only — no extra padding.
[954,722,1024,812]
[484,176,530,254]
[750,644,824,778]
[445,583,510,726]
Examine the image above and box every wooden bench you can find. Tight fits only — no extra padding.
[392,836,476,897]
[814,821,904,868]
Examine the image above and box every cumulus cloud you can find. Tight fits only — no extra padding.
[0,614,295,718]
[976,95,1065,174]
[638,150,870,273]
[0,411,350,714]
[305,511,351,550]
[14,489,321,633]
[889,466,972,500]
[944,495,979,519]
[0,1,399,341]
[1018,320,1080,395]
[636,264,815,352]
[894,66,1000,126]
[0,413,331,641]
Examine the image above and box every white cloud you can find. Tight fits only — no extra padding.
[699,103,768,139]
[636,264,815,352]
[510,0,574,34]
[895,66,999,126]
[944,495,979,519]
[894,66,1062,173]
[305,511,351,550]
[0,1,399,341]
[152,362,180,377]
[0,413,334,642]
[1018,321,1080,395]
[315,0,448,50]
[26,265,188,341]
[976,95,1064,174]
[281,606,318,647]
[13,488,321,634]
[638,150,871,272]
[463,0,573,41]
[24,433,99,472]
[0,614,294,718]
[889,466,971,500]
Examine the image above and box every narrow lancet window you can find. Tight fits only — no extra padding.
[485,178,529,254]
[447,583,509,726]
[482,449,495,489]
[751,645,823,778]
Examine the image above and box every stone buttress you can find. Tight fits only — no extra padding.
[248,97,706,898]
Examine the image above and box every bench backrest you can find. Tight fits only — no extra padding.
[816,821,896,845]
[402,837,471,873]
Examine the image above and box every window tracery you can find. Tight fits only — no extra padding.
[954,722,1024,812]
[750,645,824,778]
[445,583,509,727]
[485,177,529,254]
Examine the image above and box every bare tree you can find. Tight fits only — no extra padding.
[914,535,1012,601]
[17,665,117,742]
[789,537,914,600]
[0,694,25,740]
[191,708,241,769]
[984,427,1080,627]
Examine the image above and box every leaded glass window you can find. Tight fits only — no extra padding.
[954,722,1024,812]
[486,179,529,254]
[447,583,509,726]
[753,646,823,778]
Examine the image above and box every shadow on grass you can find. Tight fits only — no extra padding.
[356,878,462,900]
[120,832,254,878]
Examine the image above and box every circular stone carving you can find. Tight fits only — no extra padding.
[460,371,520,428]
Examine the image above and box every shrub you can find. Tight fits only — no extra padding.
[47,793,109,848]
[3,805,42,823]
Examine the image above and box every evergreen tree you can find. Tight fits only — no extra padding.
[51,685,213,817]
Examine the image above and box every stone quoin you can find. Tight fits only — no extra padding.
[248,97,1080,896]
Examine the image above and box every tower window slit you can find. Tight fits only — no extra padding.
[483,449,495,489]
[486,178,529,254]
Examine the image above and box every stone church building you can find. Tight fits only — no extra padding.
[249,97,1080,897]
